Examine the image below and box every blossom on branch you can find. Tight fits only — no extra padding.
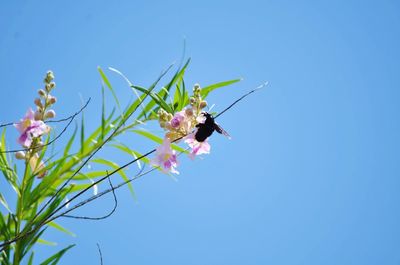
[151,138,179,174]
[14,108,49,147]
[184,132,211,160]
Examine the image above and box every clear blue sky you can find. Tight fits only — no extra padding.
[1,1,400,264]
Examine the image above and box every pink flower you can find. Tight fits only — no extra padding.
[165,109,195,141]
[170,111,185,128]
[184,133,211,160]
[151,138,179,174]
[14,108,49,147]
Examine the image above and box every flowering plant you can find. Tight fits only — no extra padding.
[0,60,253,264]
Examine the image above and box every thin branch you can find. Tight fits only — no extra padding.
[62,175,117,221]
[53,167,155,222]
[0,122,13,128]
[215,82,268,119]
[0,114,77,128]
[0,98,91,154]
[97,243,103,265]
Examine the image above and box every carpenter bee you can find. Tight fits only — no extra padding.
[195,112,231,142]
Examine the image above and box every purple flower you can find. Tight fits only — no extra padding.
[169,111,185,128]
[151,138,179,174]
[184,133,211,160]
[14,108,49,147]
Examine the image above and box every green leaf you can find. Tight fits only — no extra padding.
[101,85,106,141]
[30,155,72,202]
[201,78,242,98]
[137,59,190,118]
[40,244,75,265]
[109,67,148,119]
[98,66,121,110]
[0,193,11,213]
[37,238,57,246]
[67,183,93,193]
[0,129,18,193]
[164,58,190,96]
[0,212,10,238]
[23,228,48,258]
[180,79,189,108]
[35,186,73,227]
[110,143,148,168]
[47,221,76,237]
[91,158,135,198]
[72,170,105,180]
[80,113,85,155]
[134,64,176,119]
[28,252,35,265]
[133,85,173,114]
[131,130,188,153]
[38,132,51,163]
[63,125,77,156]
[173,82,182,112]
[122,93,149,123]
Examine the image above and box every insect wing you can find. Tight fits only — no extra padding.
[214,123,231,139]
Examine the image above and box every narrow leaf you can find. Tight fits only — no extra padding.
[91,158,135,198]
[48,221,76,237]
[98,67,121,110]
[131,130,188,153]
[201,78,242,98]
[37,238,57,246]
[40,244,75,265]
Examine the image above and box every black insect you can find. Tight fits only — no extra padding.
[195,112,231,142]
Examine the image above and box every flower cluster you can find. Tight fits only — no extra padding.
[14,71,57,178]
[151,84,212,174]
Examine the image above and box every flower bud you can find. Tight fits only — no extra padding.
[15,151,26,160]
[165,122,173,130]
[49,82,56,89]
[45,71,54,83]
[45,83,52,92]
[50,96,57,104]
[44,110,56,119]
[38,89,46,97]
[46,94,57,105]
[189,97,196,105]
[34,110,42,120]
[34,98,43,108]
[199,100,207,109]
[158,109,169,121]
[167,113,173,120]
[193,83,201,91]
[185,108,194,117]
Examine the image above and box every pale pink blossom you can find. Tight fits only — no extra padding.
[151,138,179,174]
[14,108,49,147]
[165,109,195,141]
[184,133,211,160]
[170,111,185,128]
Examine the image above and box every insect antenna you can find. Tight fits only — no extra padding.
[214,82,268,119]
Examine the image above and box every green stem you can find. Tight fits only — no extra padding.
[13,159,29,265]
